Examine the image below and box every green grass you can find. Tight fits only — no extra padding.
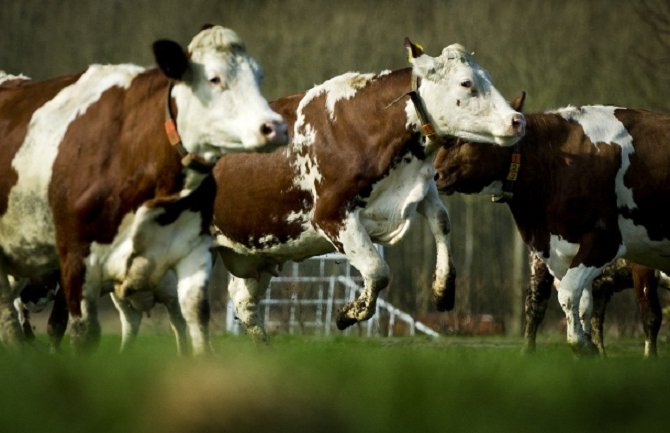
[1,335,668,433]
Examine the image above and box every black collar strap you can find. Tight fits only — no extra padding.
[407,74,446,147]
[385,73,457,149]
[491,142,521,203]
[164,82,216,174]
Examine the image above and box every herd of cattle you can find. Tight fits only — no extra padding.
[1,25,668,357]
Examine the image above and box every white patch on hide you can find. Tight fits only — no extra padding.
[289,72,380,198]
[0,64,144,272]
[303,72,376,121]
[544,235,580,279]
[0,72,29,84]
[618,216,670,272]
[360,157,434,245]
[554,105,636,209]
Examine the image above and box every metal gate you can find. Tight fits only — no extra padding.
[225,250,439,338]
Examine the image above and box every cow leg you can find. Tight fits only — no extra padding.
[417,182,456,311]
[523,253,554,353]
[14,302,35,340]
[162,273,188,356]
[334,212,390,330]
[0,270,26,346]
[110,293,143,352]
[589,285,612,357]
[578,287,594,343]
[174,242,212,356]
[228,274,272,344]
[152,271,189,355]
[69,294,102,354]
[164,295,189,355]
[632,266,662,358]
[556,266,600,355]
[46,289,69,353]
[59,249,101,353]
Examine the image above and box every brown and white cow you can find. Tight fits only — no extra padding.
[0,25,288,354]
[213,40,525,341]
[524,255,667,357]
[435,93,670,354]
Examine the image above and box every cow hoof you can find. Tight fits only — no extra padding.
[433,273,456,311]
[245,326,270,346]
[521,343,536,355]
[336,298,374,330]
[335,313,357,330]
[69,318,101,355]
[434,292,455,312]
[569,339,599,357]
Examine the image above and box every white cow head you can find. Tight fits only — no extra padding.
[405,39,525,146]
[153,25,288,161]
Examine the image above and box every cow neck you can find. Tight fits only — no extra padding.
[491,142,521,203]
[388,73,458,152]
[164,82,216,174]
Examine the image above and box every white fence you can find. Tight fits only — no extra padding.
[225,251,440,338]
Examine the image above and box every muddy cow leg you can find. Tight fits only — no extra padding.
[523,253,554,353]
[632,264,662,358]
[589,284,612,357]
[332,212,389,330]
[0,270,25,347]
[228,273,272,344]
[63,253,102,354]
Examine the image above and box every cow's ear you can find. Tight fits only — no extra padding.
[153,39,190,81]
[510,91,526,112]
[404,37,424,60]
[405,37,435,77]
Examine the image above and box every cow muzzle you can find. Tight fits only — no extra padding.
[511,113,526,136]
[260,119,289,147]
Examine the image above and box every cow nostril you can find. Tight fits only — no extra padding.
[260,123,275,137]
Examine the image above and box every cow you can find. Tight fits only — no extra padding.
[525,254,668,357]
[212,39,525,342]
[434,92,670,355]
[0,25,288,354]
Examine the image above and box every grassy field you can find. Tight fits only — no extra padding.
[1,334,668,433]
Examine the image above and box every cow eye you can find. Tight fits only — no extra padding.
[460,79,472,89]
[209,76,222,85]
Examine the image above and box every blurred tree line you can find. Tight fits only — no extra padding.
[2,0,669,337]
